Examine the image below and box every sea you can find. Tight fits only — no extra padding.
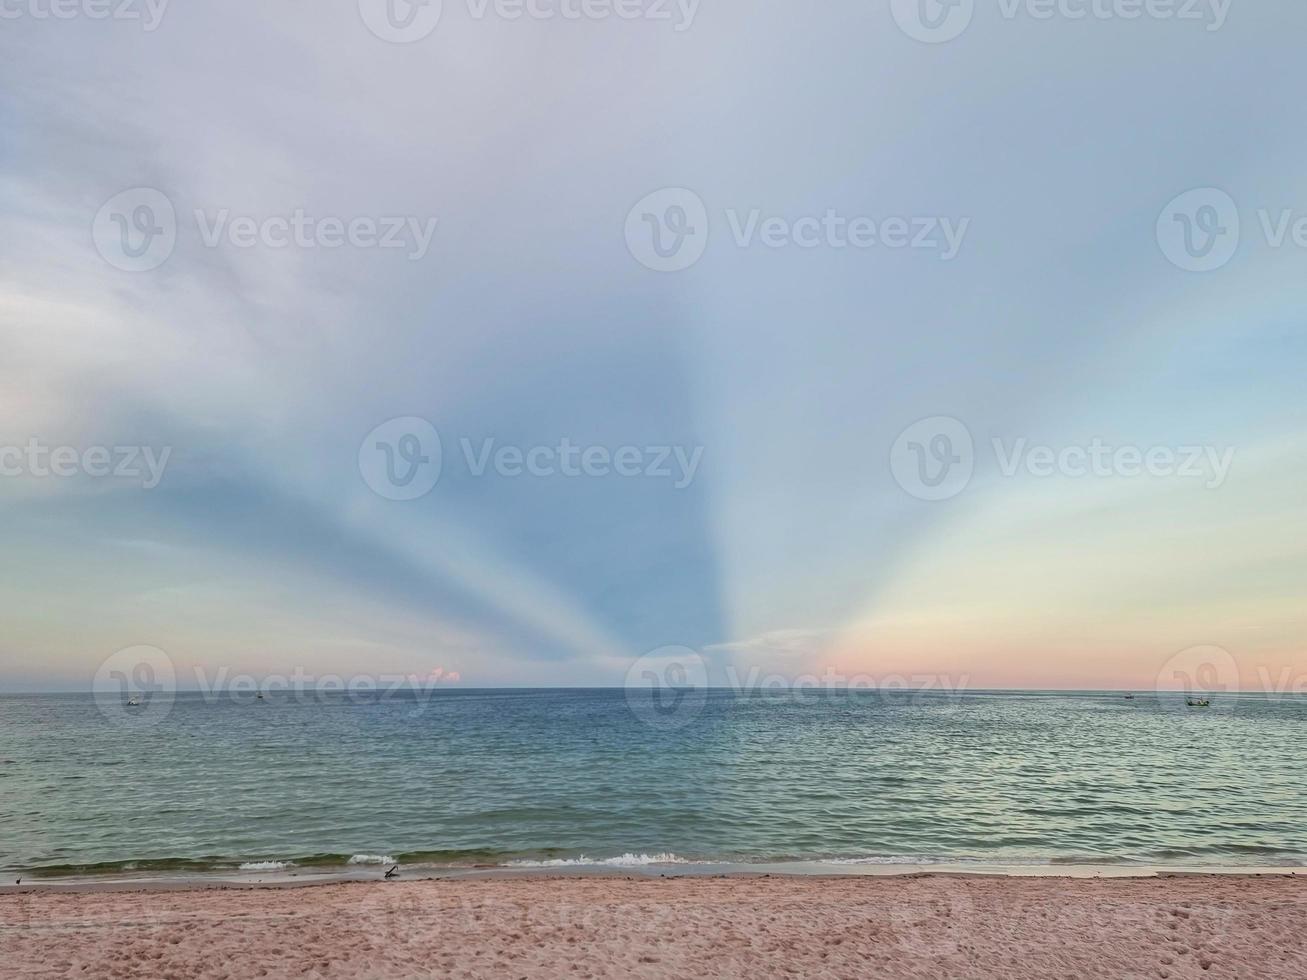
[2,688,1305,878]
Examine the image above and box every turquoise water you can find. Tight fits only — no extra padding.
[2,689,1305,876]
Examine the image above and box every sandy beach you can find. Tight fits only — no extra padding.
[3,873,1305,979]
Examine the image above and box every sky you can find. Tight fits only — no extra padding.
[2,1,1306,693]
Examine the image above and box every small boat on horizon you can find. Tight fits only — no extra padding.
[1186,697,1211,708]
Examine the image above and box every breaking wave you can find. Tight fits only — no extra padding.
[506,852,694,868]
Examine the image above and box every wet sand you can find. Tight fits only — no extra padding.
[3,873,1305,978]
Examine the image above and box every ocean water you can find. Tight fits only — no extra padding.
[2,689,1305,877]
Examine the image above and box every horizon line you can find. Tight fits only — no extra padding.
[0,686,1288,696]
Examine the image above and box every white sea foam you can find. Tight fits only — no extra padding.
[238,861,288,871]
[347,854,397,865]
[821,855,1052,866]
[506,852,694,868]
[821,855,949,865]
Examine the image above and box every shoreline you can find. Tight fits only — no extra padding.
[5,860,1307,895]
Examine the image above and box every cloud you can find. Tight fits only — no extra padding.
[4,5,1307,688]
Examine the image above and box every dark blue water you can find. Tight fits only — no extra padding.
[2,689,1305,876]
